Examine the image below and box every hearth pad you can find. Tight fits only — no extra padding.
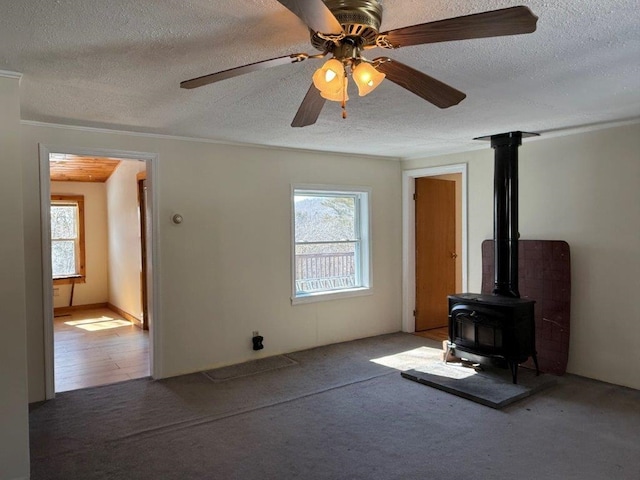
[402,362,556,409]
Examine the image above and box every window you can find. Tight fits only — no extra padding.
[292,186,371,303]
[51,195,85,284]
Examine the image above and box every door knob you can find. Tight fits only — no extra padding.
[450,252,458,259]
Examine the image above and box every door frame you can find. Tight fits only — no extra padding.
[137,173,149,330]
[39,144,162,399]
[402,164,468,333]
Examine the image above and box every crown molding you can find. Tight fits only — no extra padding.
[400,117,640,161]
[0,70,23,80]
[20,120,399,161]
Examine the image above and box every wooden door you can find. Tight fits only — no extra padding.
[415,177,456,331]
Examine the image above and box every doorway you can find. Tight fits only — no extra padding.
[40,146,159,399]
[414,176,457,331]
[402,165,468,334]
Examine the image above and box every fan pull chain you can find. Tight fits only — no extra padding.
[341,74,347,119]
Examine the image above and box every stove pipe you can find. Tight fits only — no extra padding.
[476,131,538,298]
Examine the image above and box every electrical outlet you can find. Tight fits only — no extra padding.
[53,288,60,297]
[252,332,264,351]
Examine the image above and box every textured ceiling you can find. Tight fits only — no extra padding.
[1,0,639,158]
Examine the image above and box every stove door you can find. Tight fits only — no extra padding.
[450,303,506,352]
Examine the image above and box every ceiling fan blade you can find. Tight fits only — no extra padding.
[374,58,466,109]
[377,6,538,48]
[276,0,343,35]
[291,84,326,127]
[181,54,309,89]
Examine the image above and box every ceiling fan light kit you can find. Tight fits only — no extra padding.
[352,61,385,97]
[180,0,538,127]
[311,38,385,117]
[313,58,346,97]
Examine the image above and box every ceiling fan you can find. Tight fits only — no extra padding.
[180,0,538,127]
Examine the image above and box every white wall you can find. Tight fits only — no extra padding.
[21,123,403,401]
[403,123,640,390]
[106,160,146,320]
[51,181,109,308]
[0,74,30,480]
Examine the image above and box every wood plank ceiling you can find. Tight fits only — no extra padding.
[49,154,121,182]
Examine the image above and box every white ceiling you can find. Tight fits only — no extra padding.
[1,0,639,158]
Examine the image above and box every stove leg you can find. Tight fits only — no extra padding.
[532,353,540,376]
[509,360,518,384]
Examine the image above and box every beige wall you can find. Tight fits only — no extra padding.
[21,123,403,401]
[0,75,30,480]
[51,181,109,308]
[106,160,146,320]
[404,123,640,389]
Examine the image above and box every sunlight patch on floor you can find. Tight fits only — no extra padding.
[370,346,444,372]
[65,317,131,331]
[413,362,480,379]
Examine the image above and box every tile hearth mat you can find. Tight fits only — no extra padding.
[402,362,556,409]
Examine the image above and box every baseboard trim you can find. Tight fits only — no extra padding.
[54,303,108,316]
[107,303,143,329]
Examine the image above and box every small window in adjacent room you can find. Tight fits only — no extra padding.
[51,195,85,284]
[292,186,371,304]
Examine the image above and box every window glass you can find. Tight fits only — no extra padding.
[51,205,77,240]
[52,240,76,277]
[51,196,84,281]
[294,195,356,243]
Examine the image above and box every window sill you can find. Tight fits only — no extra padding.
[53,275,85,286]
[291,287,373,305]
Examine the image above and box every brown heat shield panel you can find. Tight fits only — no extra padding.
[482,240,571,375]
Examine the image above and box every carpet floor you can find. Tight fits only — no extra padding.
[29,333,640,480]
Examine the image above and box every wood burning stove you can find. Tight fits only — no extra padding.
[448,293,537,383]
[448,131,539,383]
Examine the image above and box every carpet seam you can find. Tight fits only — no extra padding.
[201,354,298,382]
[113,371,397,443]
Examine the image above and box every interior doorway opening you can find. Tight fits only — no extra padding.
[402,164,468,335]
[414,174,459,333]
[40,146,158,398]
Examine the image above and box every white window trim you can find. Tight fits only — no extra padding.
[291,184,372,305]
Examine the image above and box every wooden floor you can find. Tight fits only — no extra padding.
[54,307,149,392]
[413,327,449,343]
